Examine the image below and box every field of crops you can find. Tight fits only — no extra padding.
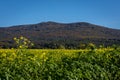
[0,48,120,80]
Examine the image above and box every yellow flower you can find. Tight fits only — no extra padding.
[16,40,19,44]
[24,42,27,45]
[2,53,6,57]
[19,46,22,48]
[14,37,17,40]
[43,52,46,56]
[12,53,16,57]
[8,57,13,61]
[20,36,24,39]
[31,58,35,61]
[11,48,14,49]
[43,57,48,61]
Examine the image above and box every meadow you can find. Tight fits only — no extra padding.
[0,36,120,80]
[0,48,120,80]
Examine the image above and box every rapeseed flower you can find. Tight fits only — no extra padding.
[19,46,22,49]
[20,36,24,39]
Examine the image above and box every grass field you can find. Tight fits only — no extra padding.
[0,48,120,80]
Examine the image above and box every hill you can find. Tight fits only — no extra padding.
[0,21,120,49]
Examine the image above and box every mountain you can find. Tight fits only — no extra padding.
[0,21,120,49]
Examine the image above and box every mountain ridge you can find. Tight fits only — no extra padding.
[0,21,120,49]
[1,21,119,30]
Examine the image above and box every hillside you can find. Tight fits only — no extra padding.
[0,21,120,48]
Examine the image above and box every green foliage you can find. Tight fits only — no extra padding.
[0,48,120,79]
[0,37,120,79]
[87,43,96,50]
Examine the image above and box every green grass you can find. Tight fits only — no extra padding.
[0,48,120,80]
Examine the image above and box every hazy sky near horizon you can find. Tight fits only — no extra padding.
[0,0,120,29]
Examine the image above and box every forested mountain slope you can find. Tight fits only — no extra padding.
[0,21,120,48]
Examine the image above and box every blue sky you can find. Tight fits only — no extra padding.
[0,0,120,29]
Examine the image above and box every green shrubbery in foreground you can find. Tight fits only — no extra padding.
[0,36,120,80]
[0,49,120,80]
